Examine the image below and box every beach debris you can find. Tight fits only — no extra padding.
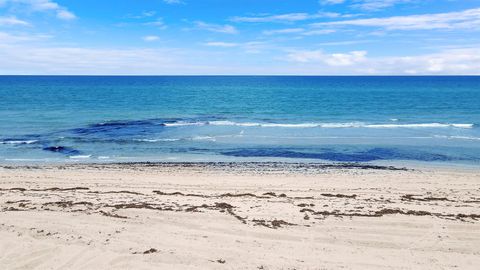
[401,194,452,202]
[321,193,357,199]
[132,248,158,254]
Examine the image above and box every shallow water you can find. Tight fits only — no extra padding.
[0,76,479,164]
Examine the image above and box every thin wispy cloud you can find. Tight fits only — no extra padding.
[311,8,480,30]
[163,0,184,4]
[320,0,413,11]
[231,12,345,23]
[0,15,29,26]
[351,0,413,11]
[126,11,156,19]
[1,0,77,20]
[320,0,346,5]
[203,41,238,47]
[263,28,336,36]
[142,35,159,42]
[144,18,167,29]
[203,41,269,54]
[302,29,337,36]
[0,31,51,43]
[263,28,305,35]
[316,40,373,46]
[0,44,182,74]
[194,21,238,34]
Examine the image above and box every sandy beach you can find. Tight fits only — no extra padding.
[0,163,478,269]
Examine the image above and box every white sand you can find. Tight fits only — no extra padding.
[0,163,479,269]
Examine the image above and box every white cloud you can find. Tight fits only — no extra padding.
[126,11,156,19]
[144,18,167,29]
[319,0,413,10]
[288,50,367,66]
[302,29,336,36]
[320,0,346,4]
[231,12,343,23]
[203,42,238,47]
[263,28,305,35]
[242,41,269,54]
[1,41,479,75]
[351,0,412,11]
[163,0,183,4]
[202,41,268,54]
[0,0,76,20]
[0,44,184,74]
[142,35,159,42]
[312,8,480,30]
[378,48,480,74]
[0,24,479,75]
[194,21,238,34]
[262,27,335,36]
[56,9,75,20]
[0,31,50,42]
[316,39,373,46]
[0,15,29,26]
[285,48,480,74]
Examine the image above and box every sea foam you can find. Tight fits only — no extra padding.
[163,121,474,129]
[0,140,38,145]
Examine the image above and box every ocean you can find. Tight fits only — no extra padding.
[0,76,479,165]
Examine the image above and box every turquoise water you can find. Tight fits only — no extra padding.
[0,76,479,165]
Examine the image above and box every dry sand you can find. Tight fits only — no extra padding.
[0,162,479,269]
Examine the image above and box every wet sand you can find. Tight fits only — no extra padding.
[0,162,479,269]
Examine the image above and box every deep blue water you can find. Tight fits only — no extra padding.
[0,76,479,165]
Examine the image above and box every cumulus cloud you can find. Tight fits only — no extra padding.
[379,48,480,74]
[312,8,480,30]
[194,21,238,34]
[285,48,480,74]
[288,50,367,66]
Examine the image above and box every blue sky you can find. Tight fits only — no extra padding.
[0,0,479,74]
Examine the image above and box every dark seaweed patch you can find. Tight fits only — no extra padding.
[43,146,81,155]
[221,147,454,162]
[70,120,162,137]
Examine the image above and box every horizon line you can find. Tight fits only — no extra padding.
[1,74,480,77]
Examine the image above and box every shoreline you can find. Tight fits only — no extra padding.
[0,161,411,172]
[2,160,479,175]
[1,162,479,269]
